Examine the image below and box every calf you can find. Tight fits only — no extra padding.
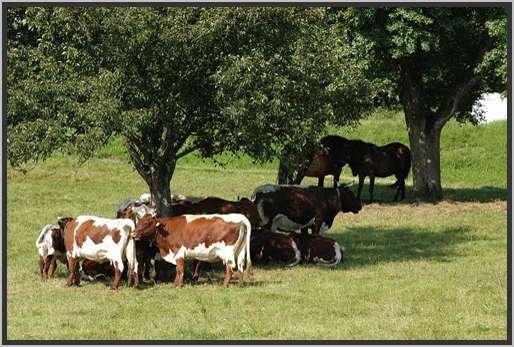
[252,184,361,234]
[289,233,343,267]
[35,221,71,280]
[60,216,138,289]
[79,259,116,281]
[250,231,301,266]
[133,213,252,287]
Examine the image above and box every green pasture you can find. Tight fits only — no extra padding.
[6,111,508,340]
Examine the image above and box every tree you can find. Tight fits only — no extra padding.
[340,7,508,201]
[7,7,372,216]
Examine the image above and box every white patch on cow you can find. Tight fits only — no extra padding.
[184,213,249,226]
[138,193,152,204]
[271,214,314,232]
[35,224,59,258]
[312,241,341,267]
[287,240,301,267]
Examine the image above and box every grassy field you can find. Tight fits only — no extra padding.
[6,111,508,340]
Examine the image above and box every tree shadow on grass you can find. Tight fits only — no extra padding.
[331,225,490,269]
[347,182,506,204]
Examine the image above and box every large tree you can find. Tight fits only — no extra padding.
[7,7,372,216]
[340,7,508,201]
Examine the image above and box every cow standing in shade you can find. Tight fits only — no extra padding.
[252,184,361,234]
[289,233,343,267]
[133,213,252,287]
[60,216,138,289]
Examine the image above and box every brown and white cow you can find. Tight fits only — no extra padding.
[60,216,138,289]
[132,213,252,287]
[35,221,70,280]
[289,233,343,266]
[250,231,301,266]
[79,259,116,281]
[251,184,361,235]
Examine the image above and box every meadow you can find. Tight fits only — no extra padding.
[6,111,508,340]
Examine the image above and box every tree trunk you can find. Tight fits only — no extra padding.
[277,155,292,184]
[148,161,176,217]
[404,111,443,202]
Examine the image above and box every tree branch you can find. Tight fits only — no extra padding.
[434,76,480,129]
[176,145,199,159]
[125,139,151,185]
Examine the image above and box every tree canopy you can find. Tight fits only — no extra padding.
[7,7,373,215]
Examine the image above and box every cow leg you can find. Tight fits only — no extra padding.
[369,175,375,203]
[66,257,78,287]
[400,179,406,201]
[48,257,58,278]
[333,166,343,188]
[43,254,54,280]
[300,228,309,234]
[111,261,123,290]
[237,269,244,288]
[223,263,233,288]
[174,258,185,287]
[39,257,45,280]
[192,260,201,282]
[318,176,325,187]
[357,174,365,200]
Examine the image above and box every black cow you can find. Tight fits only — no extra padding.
[252,184,361,235]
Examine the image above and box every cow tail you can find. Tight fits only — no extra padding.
[242,217,253,281]
[125,236,138,287]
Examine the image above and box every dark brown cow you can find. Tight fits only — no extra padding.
[252,184,361,235]
[250,231,301,266]
[132,213,252,288]
[79,259,116,281]
[61,216,138,290]
[289,233,343,266]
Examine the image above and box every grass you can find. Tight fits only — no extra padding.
[6,110,508,340]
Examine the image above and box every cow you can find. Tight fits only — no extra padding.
[132,213,252,288]
[79,259,116,281]
[250,231,301,266]
[289,233,343,267]
[252,184,361,235]
[35,221,70,280]
[60,216,138,290]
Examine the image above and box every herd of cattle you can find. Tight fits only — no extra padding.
[34,135,411,290]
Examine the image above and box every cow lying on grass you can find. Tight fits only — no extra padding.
[59,216,138,290]
[289,233,343,267]
[133,213,252,287]
[250,231,301,266]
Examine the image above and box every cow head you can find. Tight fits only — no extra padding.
[132,214,158,240]
[337,186,362,213]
